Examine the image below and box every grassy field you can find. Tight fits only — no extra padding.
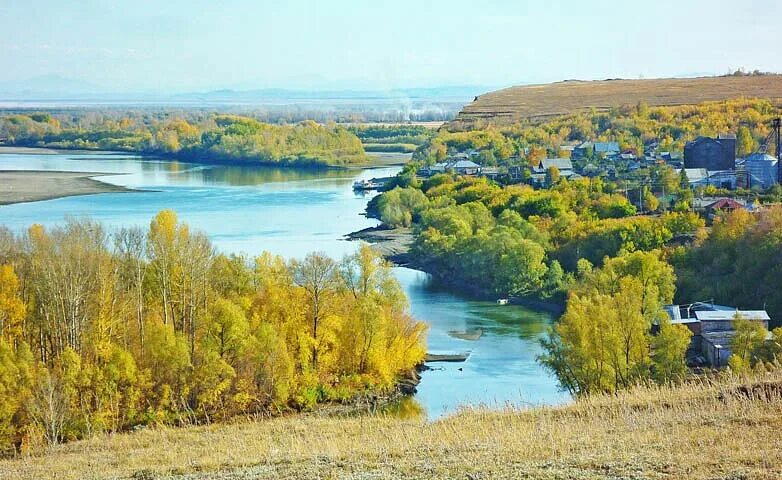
[455,75,782,126]
[3,371,781,479]
[363,143,418,153]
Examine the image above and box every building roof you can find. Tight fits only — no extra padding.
[540,158,573,171]
[594,142,620,153]
[681,168,708,183]
[685,134,736,149]
[745,153,778,164]
[452,160,481,169]
[706,198,743,211]
[694,310,770,321]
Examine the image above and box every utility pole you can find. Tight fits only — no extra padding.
[775,117,781,184]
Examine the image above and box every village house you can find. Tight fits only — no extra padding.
[572,141,593,159]
[530,158,576,186]
[703,198,745,220]
[452,159,481,175]
[679,168,737,190]
[663,302,771,368]
[417,157,482,177]
[594,141,620,157]
[684,134,737,171]
[508,165,528,182]
[559,144,576,157]
[479,166,502,181]
[534,158,574,176]
[680,168,709,187]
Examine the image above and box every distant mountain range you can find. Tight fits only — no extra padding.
[0,76,493,105]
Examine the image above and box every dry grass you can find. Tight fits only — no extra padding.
[457,75,782,126]
[3,372,782,479]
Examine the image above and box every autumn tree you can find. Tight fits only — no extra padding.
[539,251,689,395]
[292,252,340,371]
[736,126,756,157]
[0,265,25,342]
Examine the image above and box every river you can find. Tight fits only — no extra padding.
[0,151,569,418]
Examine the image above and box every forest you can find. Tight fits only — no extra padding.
[0,112,368,166]
[374,173,701,296]
[0,212,426,455]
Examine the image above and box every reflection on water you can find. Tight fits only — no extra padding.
[0,151,569,418]
[395,267,569,418]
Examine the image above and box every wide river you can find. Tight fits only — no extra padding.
[0,151,568,417]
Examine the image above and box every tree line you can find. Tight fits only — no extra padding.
[0,212,425,454]
[0,113,368,166]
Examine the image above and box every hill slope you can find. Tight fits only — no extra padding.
[3,372,781,479]
[455,75,782,127]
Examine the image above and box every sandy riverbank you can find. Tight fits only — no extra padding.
[345,225,414,263]
[0,146,129,156]
[0,171,134,205]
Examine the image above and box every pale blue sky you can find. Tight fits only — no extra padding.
[1,0,780,92]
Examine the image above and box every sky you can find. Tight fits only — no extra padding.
[1,0,781,93]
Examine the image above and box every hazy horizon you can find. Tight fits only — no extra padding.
[2,0,781,95]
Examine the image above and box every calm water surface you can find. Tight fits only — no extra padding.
[0,151,569,417]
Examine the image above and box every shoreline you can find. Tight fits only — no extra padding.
[0,144,408,169]
[0,146,129,156]
[0,170,137,206]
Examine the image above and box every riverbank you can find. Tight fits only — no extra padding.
[0,170,135,205]
[345,225,415,264]
[0,143,406,169]
[4,371,780,479]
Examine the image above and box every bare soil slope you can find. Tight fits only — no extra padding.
[455,75,782,126]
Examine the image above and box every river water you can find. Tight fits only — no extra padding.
[0,151,568,417]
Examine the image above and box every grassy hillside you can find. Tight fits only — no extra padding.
[3,371,781,479]
[455,75,782,127]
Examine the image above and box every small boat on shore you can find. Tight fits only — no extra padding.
[352,179,384,191]
[497,298,509,305]
[425,352,470,363]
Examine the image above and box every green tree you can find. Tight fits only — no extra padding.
[727,315,768,372]
[545,166,561,187]
[650,316,692,383]
[736,126,756,157]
